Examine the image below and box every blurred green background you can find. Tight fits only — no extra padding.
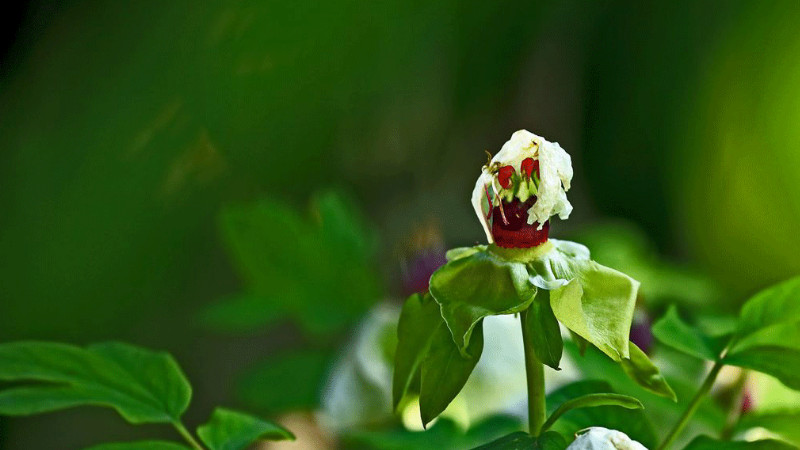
[2,1,800,448]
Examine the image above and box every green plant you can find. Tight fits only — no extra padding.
[0,341,293,449]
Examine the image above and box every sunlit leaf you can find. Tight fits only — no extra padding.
[620,342,677,401]
[445,246,487,262]
[652,306,720,360]
[738,276,800,337]
[419,320,484,427]
[523,290,563,370]
[684,435,796,450]
[735,411,800,447]
[196,407,294,450]
[0,341,190,424]
[723,346,800,391]
[430,250,535,355]
[550,262,639,361]
[393,293,445,409]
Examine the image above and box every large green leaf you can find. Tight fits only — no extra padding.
[723,346,800,390]
[684,435,797,450]
[84,442,190,450]
[738,276,800,337]
[652,306,721,360]
[735,411,800,447]
[523,290,563,370]
[430,250,535,355]
[393,293,445,409]
[550,261,639,361]
[472,431,567,450]
[526,239,590,290]
[545,380,657,448]
[0,341,191,424]
[542,393,643,433]
[620,342,677,401]
[419,320,484,427]
[196,407,294,450]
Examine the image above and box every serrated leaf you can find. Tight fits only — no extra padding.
[472,431,566,450]
[430,250,535,355]
[652,306,720,361]
[196,407,294,450]
[523,290,563,370]
[684,435,797,450]
[419,320,484,427]
[0,341,191,424]
[542,393,643,433]
[393,293,445,409]
[620,341,677,401]
[84,441,190,450]
[550,262,639,361]
[723,346,800,390]
[545,380,657,448]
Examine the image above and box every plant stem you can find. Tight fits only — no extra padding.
[173,421,204,450]
[658,360,725,450]
[520,310,546,436]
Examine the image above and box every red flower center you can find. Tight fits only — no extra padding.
[491,197,549,248]
[497,165,515,189]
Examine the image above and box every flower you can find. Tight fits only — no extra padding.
[472,130,573,247]
[566,427,647,450]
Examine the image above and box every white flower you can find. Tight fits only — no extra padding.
[472,130,573,242]
[567,427,648,450]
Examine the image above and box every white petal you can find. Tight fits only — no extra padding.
[566,427,648,450]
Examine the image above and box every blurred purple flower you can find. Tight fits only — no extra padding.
[629,308,653,354]
[397,223,448,296]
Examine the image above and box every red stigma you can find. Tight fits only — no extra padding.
[521,158,539,178]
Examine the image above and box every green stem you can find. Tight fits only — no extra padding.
[658,360,725,450]
[173,421,204,450]
[520,309,546,436]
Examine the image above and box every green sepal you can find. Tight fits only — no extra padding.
[430,250,536,356]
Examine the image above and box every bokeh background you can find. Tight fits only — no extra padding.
[2,1,800,448]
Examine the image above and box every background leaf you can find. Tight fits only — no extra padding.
[652,306,720,361]
[430,250,535,355]
[542,393,643,432]
[196,407,293,450]
[419,320,484,427]
[735,411,800,447]
[620,342,677,401]
[738,276,800,337]
[550,261,639,361]
[524,290,563,370]
[0,341,191,424]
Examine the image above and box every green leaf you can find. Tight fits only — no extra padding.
[430,250,536,355]
[684,435,797,450]
[198,292,285,334]
[735,411,800,447]
[472,431,566,450]
[550,261,639,361]
[84,442,190,450]
[446,246,488,262]
[196,407,294,450]
[419,320,484,427]
[236,349,331,413]
[541,393,643,432]
[393,293,446,409]
[0,341,191,424]
[525,239,591,290]
[652,306,720,360]
[620,341,677,401]
[545,380,657,448]
[738,276,800,337]
[523,290,563,370]
[723,346,800,390]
